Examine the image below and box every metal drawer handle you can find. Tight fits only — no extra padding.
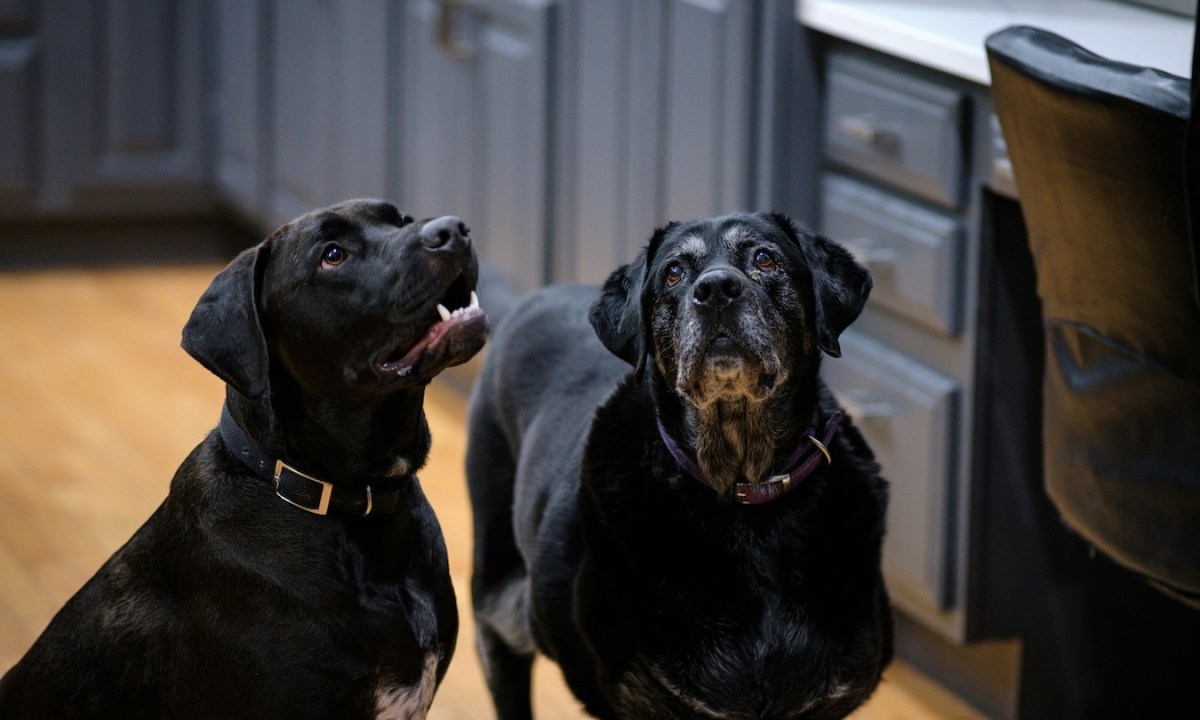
[836,114,900,152]
[841,238,898,267]
[839,392,894,420]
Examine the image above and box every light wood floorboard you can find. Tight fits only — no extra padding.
[0,264,984,719]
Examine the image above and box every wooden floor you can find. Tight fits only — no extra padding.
[0,263,985,719]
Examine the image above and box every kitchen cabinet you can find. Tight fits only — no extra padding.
[212,0,393,229]
[0,0,211,220]
[818,47,979,641]
[552,0,762,285]
[396,0,555,296]
[802,3,1200,716]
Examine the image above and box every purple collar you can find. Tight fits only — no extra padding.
[656,411,841,505]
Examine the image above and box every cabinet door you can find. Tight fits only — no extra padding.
[212,0,267,221]
[399,0,555,296]
[0,0,36,211]
[661,0,755,222]
[823,330,961,626]
[1,0,209,217]
[553,0,758,285]
[266,0,391,225]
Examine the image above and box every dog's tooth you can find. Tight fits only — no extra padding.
[437,304,452,322]
[470,291,480,309]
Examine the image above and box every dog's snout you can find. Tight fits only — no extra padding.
[692,268,743,310]
[420,216,471,251]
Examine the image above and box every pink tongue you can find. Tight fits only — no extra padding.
[394,320,451,367]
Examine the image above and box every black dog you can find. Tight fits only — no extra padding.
[467,212,891,719]
[0,199,488,719]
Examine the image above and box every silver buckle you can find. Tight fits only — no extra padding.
[274,460,333,515]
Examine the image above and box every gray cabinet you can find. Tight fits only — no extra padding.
[211,0,267,222]
[398,0,555,296]
[818,46,979,642]
[1,0,210,219]
[0,0,36,209]
[212,0,393,229]
[268,0,392,224]
[552,0,761,285]
[6,0,802,291]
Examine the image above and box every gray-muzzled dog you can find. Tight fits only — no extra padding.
[467,211,892,719]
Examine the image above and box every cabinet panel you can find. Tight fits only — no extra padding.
[822,174,964,335]
[558,0,665,284]
[400,0,554,295]
[823,330,960,617]
[555,0,759,285]
[0,36,36,205]
[80,0,207,203]
[268,0,390,224]
[663,0,754,220]
[825,52,967,209]
[212,0,266,219]
[10,0,210,216]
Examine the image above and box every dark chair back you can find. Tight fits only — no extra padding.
[987,25,1200,606]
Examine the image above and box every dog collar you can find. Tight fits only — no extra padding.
[218,404,403,516]
[656,411,841,505]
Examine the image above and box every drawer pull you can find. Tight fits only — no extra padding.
[839,392,894,420]
[836,114,899,152]
[841,238,898,268]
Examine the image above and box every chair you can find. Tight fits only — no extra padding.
[987,25,1200,607]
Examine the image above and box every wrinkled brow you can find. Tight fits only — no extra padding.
[721,225,758,252]
[676,234,708,261]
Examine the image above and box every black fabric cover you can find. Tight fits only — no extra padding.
[987,26,1200,602]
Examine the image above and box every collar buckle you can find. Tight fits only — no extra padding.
[274,460,334,516]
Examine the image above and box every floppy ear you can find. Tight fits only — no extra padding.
[770,213,872,358]
[181,240,272,400]
[588,223,672,381]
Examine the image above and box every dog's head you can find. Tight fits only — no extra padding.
[590,212,870,409]
[182,199,488,402]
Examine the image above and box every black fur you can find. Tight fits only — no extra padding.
[0,200,488,719]
[467,212,891,719]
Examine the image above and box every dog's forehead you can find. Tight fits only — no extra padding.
[665,216,778,260]
[291,200,410,237]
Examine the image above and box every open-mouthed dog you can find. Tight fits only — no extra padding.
[0,199,488,720]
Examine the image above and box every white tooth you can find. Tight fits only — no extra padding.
[437,304,452,322]
[470,291,479,309]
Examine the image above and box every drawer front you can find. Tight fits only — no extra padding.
[823,331,960,614]
[822,174,964,335]
[824,53,967,208]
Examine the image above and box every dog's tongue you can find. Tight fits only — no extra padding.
[391,291,484,369]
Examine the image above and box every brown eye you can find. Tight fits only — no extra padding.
[321,244,347,267]
[665,262,684,287]
[753,249,776,271]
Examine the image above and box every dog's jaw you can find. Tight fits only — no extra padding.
[675,336,783,410]
[377,289,488,380]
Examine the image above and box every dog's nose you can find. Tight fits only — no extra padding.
[692,268,743,310]
[419,216,471,251]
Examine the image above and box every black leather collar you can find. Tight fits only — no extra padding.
[218,404,404,516]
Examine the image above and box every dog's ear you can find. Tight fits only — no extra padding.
[589,223,673,381]
[770,213,871,358]
[181,238,273,400]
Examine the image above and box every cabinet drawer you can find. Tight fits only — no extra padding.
[822,174,964,335]
[823,331,959,615]
[824,53,967,208]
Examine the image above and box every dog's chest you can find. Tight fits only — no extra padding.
[373,653,438,720]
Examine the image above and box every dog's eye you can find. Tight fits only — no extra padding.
[664,262,685,287]
[752,249,776,271]
[321,244,347,268]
